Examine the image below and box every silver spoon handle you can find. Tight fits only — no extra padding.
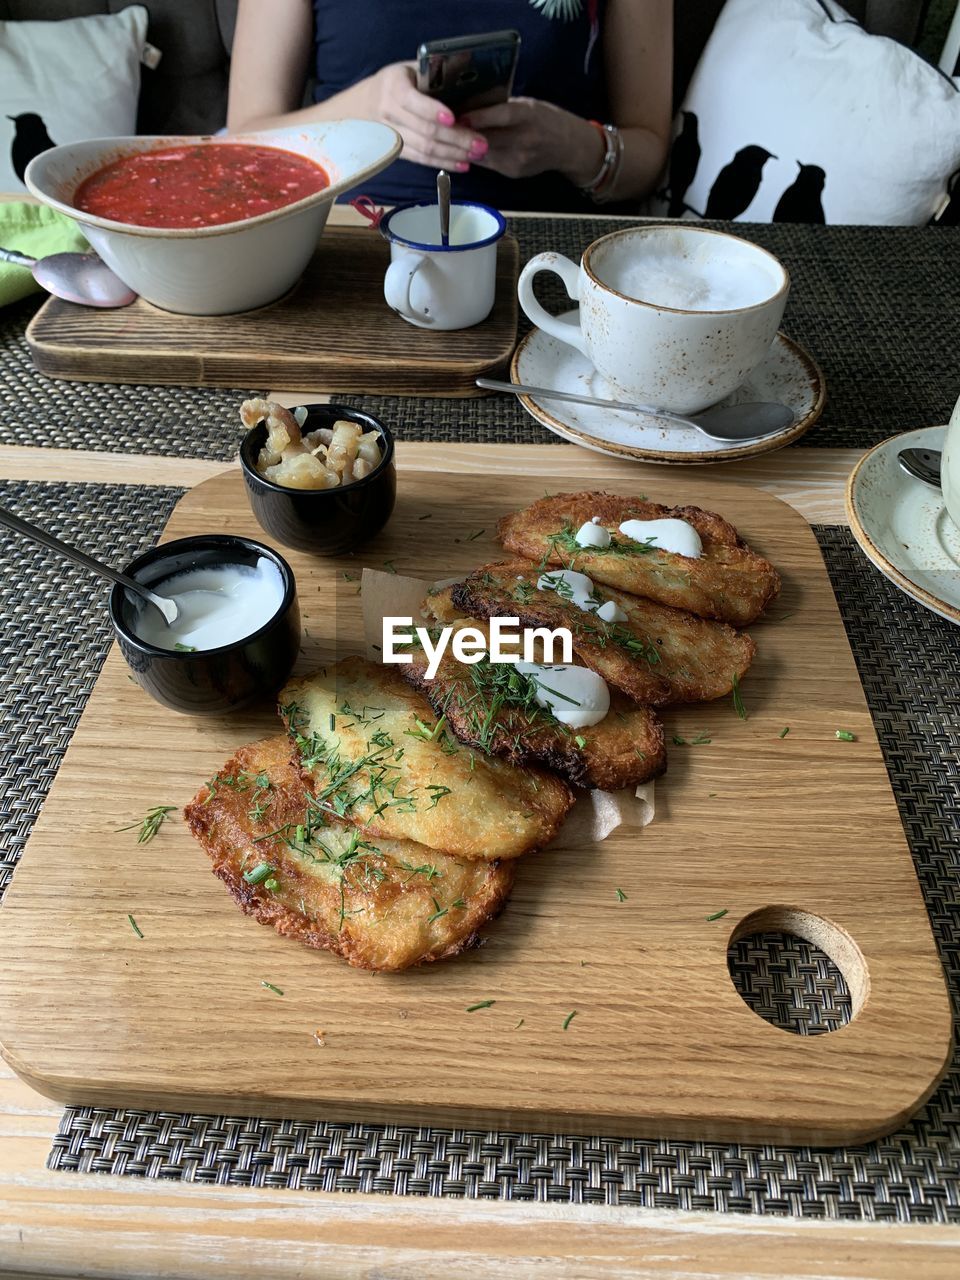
[0,503,147,597]
[437,169,451,245]
[475,377,688,426]
[0,247,37,269]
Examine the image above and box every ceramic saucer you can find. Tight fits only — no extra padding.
[510,314,825,464]
[846,425,960,625]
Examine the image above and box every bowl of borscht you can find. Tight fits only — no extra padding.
[24,121,401,314]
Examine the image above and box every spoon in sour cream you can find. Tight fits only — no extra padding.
[0,503,178,624]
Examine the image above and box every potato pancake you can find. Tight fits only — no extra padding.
[498,491,780,626]
[400,622,665,789]
[280,658,574,860]
[453,561,755,705]
[184,736,515,972]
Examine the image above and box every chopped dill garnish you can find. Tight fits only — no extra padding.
[574,735,587,749]
[127,913,144,939]
[562,1010,578,1030]
[261,981,284,996]
[705,909,729,922]
[779,726,790,739]
[382,560,397,574]
[732,673,747,720]
[615,887,627,901]
[243,862,275,886]
[173,642,196,652]
[116,804,176,844]
[673,730,712,746]
[342,570,359,581]
[465,528,485,541]
[466,1000,496,1012]
[514,1018,525,1029]
[835,729,856,741]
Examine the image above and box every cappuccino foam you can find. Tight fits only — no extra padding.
[613,253,778,312]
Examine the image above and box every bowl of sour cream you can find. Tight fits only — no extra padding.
[109,535,300,714]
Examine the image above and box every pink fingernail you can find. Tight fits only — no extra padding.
[455,162,470,173]
[470,138,488,158]
[437,109,455,126]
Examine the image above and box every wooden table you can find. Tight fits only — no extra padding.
[1,434,958,1278]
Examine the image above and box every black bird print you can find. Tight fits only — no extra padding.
[8,112,56,185]
[773,162,826,223]
[666,111,701,218]
[704,145,776,220]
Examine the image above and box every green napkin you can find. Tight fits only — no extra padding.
[0,201,89,307]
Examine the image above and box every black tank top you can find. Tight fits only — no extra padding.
[312,0,608,210]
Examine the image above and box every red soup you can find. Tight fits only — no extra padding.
[73,143,330,229]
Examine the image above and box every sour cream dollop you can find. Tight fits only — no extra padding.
[574,516,611,549]
[537,567,628,624]
[515,662,610,728]
[134,557,286,652]
[618,517,703,559]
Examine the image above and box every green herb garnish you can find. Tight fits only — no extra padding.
[732,673,747,720]
[261,981,284,996]
[779,726,790,739]
[574,735,587,749]
[127,913,144,939]
[562,1010,578,1030]
[705,908,729,921]
[466,1000,496,1012]
[173,642,196,652]
[835,729,856,741]
[243,862,276,886]
[117,805,176,844]
[615,887,627,901]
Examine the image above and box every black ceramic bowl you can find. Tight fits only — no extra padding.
[109,534,300,716]
[239,403,396,554]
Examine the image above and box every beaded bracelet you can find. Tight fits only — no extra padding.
[581,120,623,202]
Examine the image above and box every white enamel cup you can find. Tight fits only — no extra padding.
[380,201,505,330]
[517,224,790,414]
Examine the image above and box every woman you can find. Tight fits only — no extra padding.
[227,0,672,211]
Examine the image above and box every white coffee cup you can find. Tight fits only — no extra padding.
[518,225,790,414]
[942,391,960,531]
[380,201,505,330]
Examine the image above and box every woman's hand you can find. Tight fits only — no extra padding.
[367,64,488,172]
[464,98,604,186]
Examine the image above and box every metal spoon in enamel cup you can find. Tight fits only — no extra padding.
[437,169,451,247]
[897,447,942,489]
[476,378,796,443]
[0,246,136,308]
[0,504,178,624]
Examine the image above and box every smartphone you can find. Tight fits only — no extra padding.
[416,29,521,116]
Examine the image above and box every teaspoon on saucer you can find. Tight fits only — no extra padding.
[0,503,179,624]
[476,378,796,443]
[897,447,942,489]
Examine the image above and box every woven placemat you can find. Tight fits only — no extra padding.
[1,222,956,454]
[0,482,945,1218]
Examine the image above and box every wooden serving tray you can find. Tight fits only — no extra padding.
[0,463,950,1144]
[25,225,518,395]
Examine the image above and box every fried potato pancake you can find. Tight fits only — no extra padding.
[184,736,515,972]
[400,622,665,789]
[422,583,461,624]
[453,561,756,705]
[280,658,574,861]
[498,491,780,626]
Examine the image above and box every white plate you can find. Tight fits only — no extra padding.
[510,313,825,465]
[846,425,960,626]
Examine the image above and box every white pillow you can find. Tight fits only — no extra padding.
[0,6,148,194]
[655,0,960,225]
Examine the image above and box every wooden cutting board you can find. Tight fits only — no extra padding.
[24,225,518,395]
[0,463,950,1145]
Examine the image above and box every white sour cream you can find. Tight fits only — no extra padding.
[537,568,628,624]
[134,557,286,652]
[574,516,611,549]
[515,662,610,729]
[618,518,703,559]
